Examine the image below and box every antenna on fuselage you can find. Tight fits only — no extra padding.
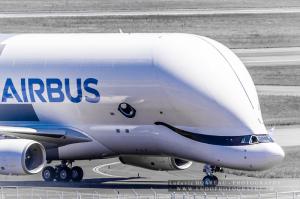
[269,126,275,138]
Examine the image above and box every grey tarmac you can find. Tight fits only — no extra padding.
[1,8,300,18]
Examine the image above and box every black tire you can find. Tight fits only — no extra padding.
[42,166,55,182]
[212,175,218,186]
[202,176,213,187]
[56,166,71,182]
[71,166,84,182]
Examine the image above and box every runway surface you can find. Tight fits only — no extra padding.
[235,47,300,66]
[256,86,300,96]
[0,127,297,196]
[0,9,298,49]
[0,156,300,195]
[273,126,300,147]
[1,7,300,18]
[237,47,300,96]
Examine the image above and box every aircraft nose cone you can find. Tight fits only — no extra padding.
[247,143,285,170]
[270,143,285,164]
[261,143,285,169]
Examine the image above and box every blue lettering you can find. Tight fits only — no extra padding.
[2,78,22,102]
[21,78,28,102]
[65,79,82,103]
[1,78,100,103]
[46,78,65,102]
[84,78,100,103]
[28,78,46,102]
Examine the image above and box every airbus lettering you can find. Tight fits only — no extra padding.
[0,78,100,103]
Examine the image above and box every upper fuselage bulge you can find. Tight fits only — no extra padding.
[154,34,264,136]
[0,34,284,170]
[152,34,284,170]
[0,33,262,134]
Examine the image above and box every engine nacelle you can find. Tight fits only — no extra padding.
[119,155,192,171]
[0,139,46,175]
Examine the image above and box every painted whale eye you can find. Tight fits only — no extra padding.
[121,103,127,109]
[118,103,136,118]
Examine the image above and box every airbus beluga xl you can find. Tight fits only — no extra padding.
[0,33,284,186]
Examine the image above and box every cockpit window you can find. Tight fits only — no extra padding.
[154,122,275,146]
[250,135,259,144]
[240,136,251,144]
[248,135,273,144]
[256,135,274,143]
[240,134,273,145]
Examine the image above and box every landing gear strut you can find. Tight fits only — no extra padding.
[42,161,84,182]
[202,164,223,187]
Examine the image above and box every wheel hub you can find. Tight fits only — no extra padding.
[60,170,67,179]
[44,170,50,178]
[72,170,78,178]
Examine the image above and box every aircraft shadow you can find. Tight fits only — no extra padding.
[0,177,265,190]
[0,177,171,189]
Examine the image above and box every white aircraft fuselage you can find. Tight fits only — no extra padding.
[0,33,284,174]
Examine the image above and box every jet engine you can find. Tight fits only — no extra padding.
[119,155,192,170]
[0,139,46,175]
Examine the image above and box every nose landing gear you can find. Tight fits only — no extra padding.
[42,161,84,182]
[202,164,223,187]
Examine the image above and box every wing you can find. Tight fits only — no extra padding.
[0,126,92,148]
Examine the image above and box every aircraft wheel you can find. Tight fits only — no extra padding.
[42,166,55,182]
[203,175,213,187]
[71,166,84,182]
[212,175,218,186]
[56,166,71,182]
[202,175,218,187]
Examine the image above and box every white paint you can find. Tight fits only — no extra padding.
[243,59,300,64]
[273,126,300,147]
[256,86,300,96]
[0,8,300,18]
[92,162,123,178]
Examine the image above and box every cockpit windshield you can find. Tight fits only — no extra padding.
[155,121,275,146]
[256,135,274,143]
[241,134,273,144]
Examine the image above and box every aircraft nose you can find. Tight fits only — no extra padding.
[258,143,285,170]
[246,143,285,170]
[268,143,285,164]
